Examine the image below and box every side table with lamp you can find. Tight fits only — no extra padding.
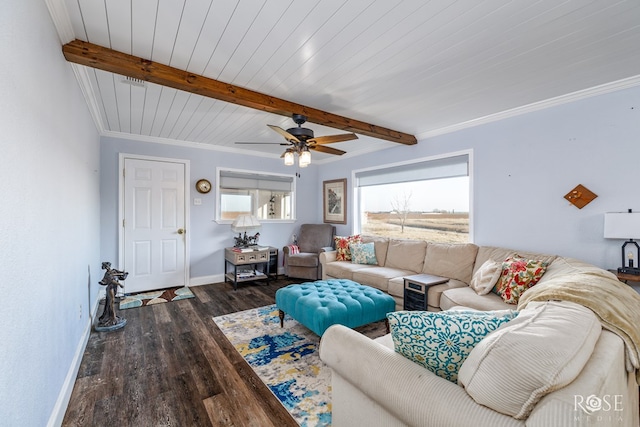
[225,215,271,290]
[224,247,270,290]
[604,210,640,285]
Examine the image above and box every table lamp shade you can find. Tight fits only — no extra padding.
[231,215,261,233]
[604,212,640,239]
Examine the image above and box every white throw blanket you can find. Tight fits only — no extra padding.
[518,270,640,384]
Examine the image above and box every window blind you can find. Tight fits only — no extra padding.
[355,154,468,187]
[219,170,294,192]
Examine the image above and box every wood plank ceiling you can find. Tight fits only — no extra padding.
[49,0,640,161]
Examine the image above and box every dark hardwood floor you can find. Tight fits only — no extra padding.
[63,278,303,427]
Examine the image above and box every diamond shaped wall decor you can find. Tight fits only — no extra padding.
[564,184,597,209]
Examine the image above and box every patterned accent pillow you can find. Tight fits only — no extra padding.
[469,260,502,295]
[387,310,517,383]
[349,242,378,265]
[334,235,362,261]
[495,256,549,304]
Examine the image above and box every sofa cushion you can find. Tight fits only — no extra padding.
[473,247,516,276]
[458,300,602,420]
[469,260,502,295]
[440,287,512,311]
[422,243,479,284]
[387,310,517,383]
[473,246,556,277]
[387,277,405,298]
[335,235,362,261]
[352,266,414,292]
[324,260,375,281]
[350,242,378,265]
[385,239,427,272]
[374,332,394,350]
[495,256,548,304]
[361,236,389,267]
[526,330,630,425]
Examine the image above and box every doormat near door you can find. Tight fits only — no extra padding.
[119,286,195,310]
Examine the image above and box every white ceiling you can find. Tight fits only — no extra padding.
[48,0,640,162]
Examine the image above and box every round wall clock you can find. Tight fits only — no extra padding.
[195,179,212,194]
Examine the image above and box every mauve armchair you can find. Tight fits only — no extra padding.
[283,224,336,281]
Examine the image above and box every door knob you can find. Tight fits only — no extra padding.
[177,228,185,234]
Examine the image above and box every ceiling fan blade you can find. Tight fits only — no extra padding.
[234,142,290,145]
[310,145,346,156]
[309,133,358,145]
[267,124,300,143]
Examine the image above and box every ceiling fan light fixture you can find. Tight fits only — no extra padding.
[283,149,295,166]
[241,114,352,166]
[299,148,311,168]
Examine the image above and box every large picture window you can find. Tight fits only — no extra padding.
[354,152,471,243]
[217,169,295,221]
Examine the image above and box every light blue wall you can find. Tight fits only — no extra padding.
[0,1,101,425]
[100,137,319,281]
[319,86,640,269]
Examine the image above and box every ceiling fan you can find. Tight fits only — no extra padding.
[235,114,358,167]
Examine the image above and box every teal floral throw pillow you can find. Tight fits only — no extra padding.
[349,242,378,265]
[387,310,518,383]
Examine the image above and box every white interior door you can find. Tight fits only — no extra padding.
[122,157,187,293]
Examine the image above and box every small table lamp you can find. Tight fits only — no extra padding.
[231,215,261,247]
[604,210,640,274]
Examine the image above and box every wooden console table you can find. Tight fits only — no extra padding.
[224,247,270,290]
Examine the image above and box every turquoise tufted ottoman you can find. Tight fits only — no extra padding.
[275,279,396,336]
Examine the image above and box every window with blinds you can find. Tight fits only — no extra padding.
[354,152,471,243]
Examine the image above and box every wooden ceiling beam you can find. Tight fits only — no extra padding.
[62,39,417,146]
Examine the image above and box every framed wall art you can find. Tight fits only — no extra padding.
[323,178,347,224]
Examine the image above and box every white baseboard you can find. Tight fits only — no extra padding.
[189,274,224,287]
[47,293,102,427]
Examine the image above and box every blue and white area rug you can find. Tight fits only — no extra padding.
[213,305,331,427]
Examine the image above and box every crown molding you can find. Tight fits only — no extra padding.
[45,0,105,133]
[44,0,75,44]
[70,65,106,134]
[416,75,640,141]
[102,130,282,159]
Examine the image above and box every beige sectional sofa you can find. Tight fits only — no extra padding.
[320,317,638,426]
[320,236,559,311]
[318,236,640,426]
